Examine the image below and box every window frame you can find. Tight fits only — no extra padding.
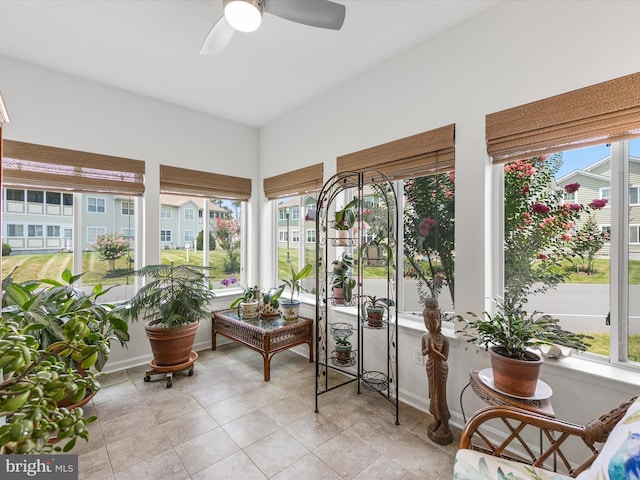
[121,200,134,216]
[160,229,172,243]
[87,196,106,214]
[161,206,172,219]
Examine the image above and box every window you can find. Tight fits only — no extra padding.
[6,189,24,201]
[631,225,640,244]
[121,201,134,215]
[87,226,106,243]
[46,192,61,205]
[161,206,172,219]
[160,230,172,242]
[184,208,195,221]
[307,229,316,243]
[3,140,143,301]
[28,225,43,237]
[121,228,134,239]
[563,191,577,204]
[7,224,23,237]
[291,207,300,221]
[630,186,640,205]
[184,230,194,243]
[87,196,106,213]
[292,230,300,243]
[159,166,249,284]
[601,225,612,241]
[600,187,611,202]
[279,230,288,242]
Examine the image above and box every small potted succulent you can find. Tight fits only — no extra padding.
[333,335,353,365]
[331,253,355,305]
[362,295,393,328]
[333,197,358,245]
[279,263,313,321]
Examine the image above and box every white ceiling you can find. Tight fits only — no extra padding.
[0,0,498,127]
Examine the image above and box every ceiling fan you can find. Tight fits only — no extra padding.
[200,0,346,56]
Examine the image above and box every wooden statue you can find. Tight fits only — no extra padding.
[422,298,453,445]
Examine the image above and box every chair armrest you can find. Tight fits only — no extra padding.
[460,398,635,478]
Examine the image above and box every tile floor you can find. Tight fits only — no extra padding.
[75,343,459,479]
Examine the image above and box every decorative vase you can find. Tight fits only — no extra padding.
[260,303,281,318]
[145,320,199,366]
[280,299,300,321]
[489,345,542,397]
[332,287,346,305]
[335,229,350,246]
[239,300,259,318]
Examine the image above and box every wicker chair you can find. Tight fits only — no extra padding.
[455,396,638,479]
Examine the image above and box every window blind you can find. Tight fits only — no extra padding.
[487,72,640,163]
[263,163,323,200]
[160,165,251,201]
[336,124,455,182]
[3,140,145,195]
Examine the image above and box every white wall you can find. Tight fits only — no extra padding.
[259,0,640,428]
[0,54,260,372]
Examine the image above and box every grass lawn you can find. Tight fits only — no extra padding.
[561,258,640,284]
[581,332,640,361]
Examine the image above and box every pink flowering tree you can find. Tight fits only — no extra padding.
[214,217,240,274]
[503,155,607,307]
[569,215,609,274]
[404,171,455,303]
[91,232,130,273]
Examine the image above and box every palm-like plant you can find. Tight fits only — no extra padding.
[127,263,215,328]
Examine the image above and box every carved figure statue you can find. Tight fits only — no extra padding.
[422,298,453,445]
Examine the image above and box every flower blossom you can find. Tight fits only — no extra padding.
[564,182,581,194]
[561,234,572,241]
[532,203,551,214]
[589,199,608,210]
[521,185,531,194]
[418,217,437,236]
[538,253,548,260]
[569,203,583,211]
[220,276,238,287]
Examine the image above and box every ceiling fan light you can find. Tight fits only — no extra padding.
[224,0,263,33]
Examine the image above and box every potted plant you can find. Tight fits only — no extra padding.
[2,268,129,406]
[333,335,353,365]
[260,286,284,318]
[229,284,261,318]
[361,238,393,267]
[331,253,355,305]
[127,263,215,367]
[362,295,393,328]
[279,263,313,321]
[333,197,358,245]
[460,300,589,397]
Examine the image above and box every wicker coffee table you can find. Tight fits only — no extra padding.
[212,309,314,381]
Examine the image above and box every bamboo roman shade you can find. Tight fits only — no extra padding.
[336,124,455,181]
[3,140,145,195]
[160,165,251,201]
[263,163,323,200]
[487,72,640,163]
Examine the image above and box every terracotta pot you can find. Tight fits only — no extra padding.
[489,345,542,397]
[145,320,199,366]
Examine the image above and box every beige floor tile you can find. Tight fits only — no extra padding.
[190,380,239,408]
[353,455,419,479]
[78,446,114,480]
[244,429,310,477]
[161,408,220,447]
[174,427,240,474]
[284,412,342,450]
[221,409,281,448]
[114,449,189,480]
[99,407,159,444]
[105,424,173,473]
[191,450,267,480]
[147,390,207,424]
[313,431,382,479]
[260,392,314,427]
[270,453,342,480]
[204,393,257,425]
[382,431,455,478]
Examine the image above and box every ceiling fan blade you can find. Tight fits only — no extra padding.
[265,0,346,30]
[200,15,236,56]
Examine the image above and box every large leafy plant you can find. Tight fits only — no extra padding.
[127,263,215,327]
[280,263,313,303]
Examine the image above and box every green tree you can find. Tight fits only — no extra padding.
[404,171,455,303]
[91,232,129,273]
[214,218,240,274]
[196,230,217,251]
[503,155,607,307]
[569,215,608,274]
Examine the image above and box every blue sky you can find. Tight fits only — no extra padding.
[555,139,640,179]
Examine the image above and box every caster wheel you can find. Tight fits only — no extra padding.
[188,368,194,376]
[166,379,172,388]
[144,375,150,382]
